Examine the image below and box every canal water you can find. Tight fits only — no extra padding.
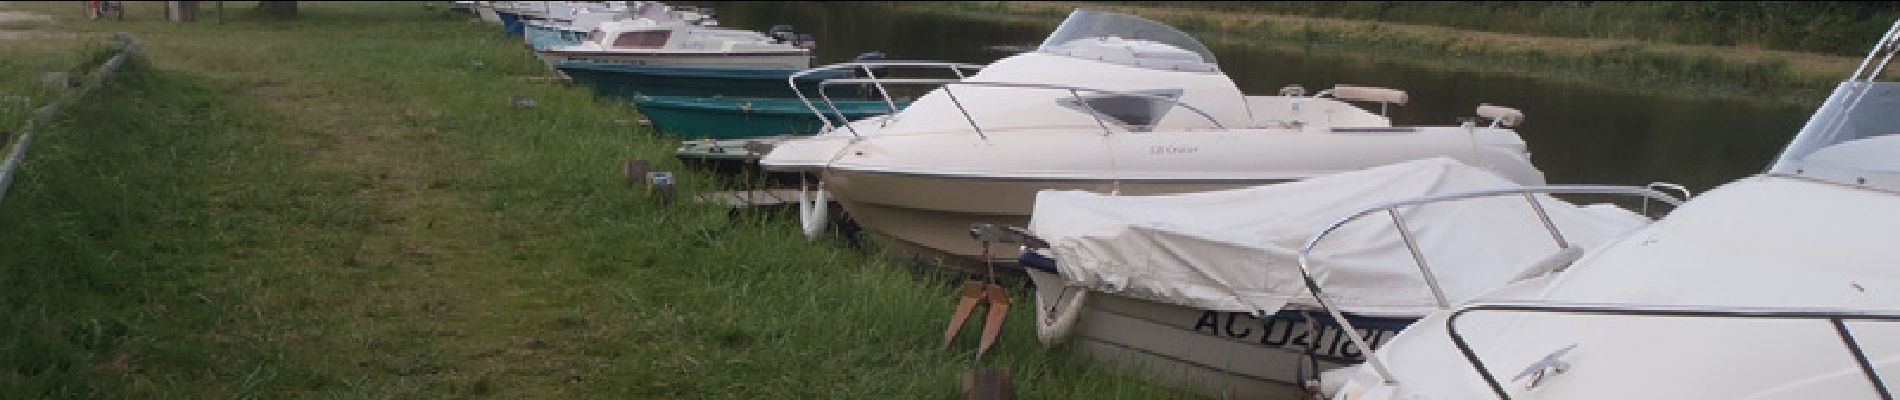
[702,2,1814,192]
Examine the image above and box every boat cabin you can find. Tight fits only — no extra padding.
[577,19,809,53]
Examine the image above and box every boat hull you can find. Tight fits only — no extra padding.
[824,169,1286,264]
[538,50,811,70]
[498,12,525,36]
[634,95,897,140]
[1064,291,1411,399]
[558,62,859,98]
[524,23,584,50]
[783,125,1543,265]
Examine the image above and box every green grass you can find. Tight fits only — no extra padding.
[0,56,345,398]
[0,32,112,132]
[0,1,1191,398]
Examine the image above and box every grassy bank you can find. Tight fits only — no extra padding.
[891,1,1883,105]
[1119,2,1900,57]
[0,28,111,132]
[0,1,1186,398]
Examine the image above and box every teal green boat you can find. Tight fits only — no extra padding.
[557,58,899,141]
[634,95,904,140]
[523,22,585,50]
[557,61,864,99]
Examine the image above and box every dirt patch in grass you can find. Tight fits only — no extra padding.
[0,10,52,24]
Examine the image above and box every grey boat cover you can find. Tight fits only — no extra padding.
[1028,158,1647,317]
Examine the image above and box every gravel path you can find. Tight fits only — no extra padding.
[0,3,57,41]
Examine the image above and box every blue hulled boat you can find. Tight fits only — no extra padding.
[500,14,526,36]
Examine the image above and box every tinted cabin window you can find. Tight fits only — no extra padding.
[1056,89,1185,132]
[612,31,671,49]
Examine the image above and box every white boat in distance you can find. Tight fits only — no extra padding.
[1328,17,1900,400]
[521,1,711,51]
[761,10,1545,265]
[535,7,811,69]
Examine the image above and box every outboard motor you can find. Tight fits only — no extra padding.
[852,51,890,77]
[850,52,891,98]
[768,25,797,43]
[858,50,893,75]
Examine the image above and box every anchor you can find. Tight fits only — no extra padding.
[943,224,1027,359]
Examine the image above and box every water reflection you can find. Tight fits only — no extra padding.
[699,2,1812,191]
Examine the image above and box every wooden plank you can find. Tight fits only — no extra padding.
[957,367,1014,400]
[690,189,808,207]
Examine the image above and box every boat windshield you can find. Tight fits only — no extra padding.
[1767,20,1900,191]
[633,2,673,21]
[1035,9,1216,65]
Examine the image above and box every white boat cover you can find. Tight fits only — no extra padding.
[1028,158,1648,317]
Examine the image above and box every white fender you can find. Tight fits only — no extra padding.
[1027,269,1088,346]
[798,185,829,239]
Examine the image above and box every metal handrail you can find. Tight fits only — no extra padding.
[1642,182,1692,216]
[1446,302,1900,400]
[813,78,1230,141]
[786,61,986,137]
[1292,185,1688,384]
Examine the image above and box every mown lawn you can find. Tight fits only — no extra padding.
[0,2,1189,398]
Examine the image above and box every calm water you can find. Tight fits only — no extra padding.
[699,2,1813,192]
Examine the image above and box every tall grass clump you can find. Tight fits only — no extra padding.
[0,57,357,397]
[0,34,111,131]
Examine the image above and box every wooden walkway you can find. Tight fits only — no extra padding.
[690,189,811,207]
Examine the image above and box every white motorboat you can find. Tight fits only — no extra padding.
[522,1,652,51]
[1327,18,1900,400]
[1003,158,1681,399]
[535,6,811,69]
[761,10,1547,265]
[539,2,713,35]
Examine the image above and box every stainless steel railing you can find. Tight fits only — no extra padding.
[1446,302,1900,400]
[786,61,985,136]
[811,78,1230,140]
[1293,185,1688,383]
